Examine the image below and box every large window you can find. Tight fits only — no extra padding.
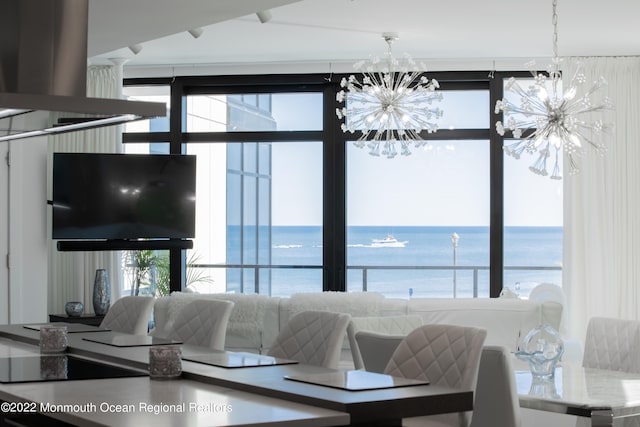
[347,139,490,298]
[501,77,563,298]
[122,72,562,298]
[346,87,492,298]
[183,91,323,295]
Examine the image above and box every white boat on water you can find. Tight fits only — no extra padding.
[371,234,408,248]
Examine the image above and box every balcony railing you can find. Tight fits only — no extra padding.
[348,265,562,297]
[189,263,562,297]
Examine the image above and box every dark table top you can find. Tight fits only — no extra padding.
[0,324,473,426]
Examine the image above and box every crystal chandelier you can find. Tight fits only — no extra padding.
[336,32,443,158]
[495,0,613,179]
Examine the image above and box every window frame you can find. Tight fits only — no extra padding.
[123,71,534,297]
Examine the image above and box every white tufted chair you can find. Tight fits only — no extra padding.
[582,317,640,373]
[384,324,487,427]
[347,315,423,371]
[99,296,155,335]
[268,310,351,369]
[168,299,235,350]
[470,346,521,427]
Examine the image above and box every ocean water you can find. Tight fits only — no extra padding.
[257,225,563,298]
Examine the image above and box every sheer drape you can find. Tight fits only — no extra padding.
[47,65,123,315]
[563,57,640,342]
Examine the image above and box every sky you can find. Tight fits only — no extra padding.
[270,93,563,227]
[124,90,563,228]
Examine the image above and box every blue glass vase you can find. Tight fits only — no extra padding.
[92,269,110,316]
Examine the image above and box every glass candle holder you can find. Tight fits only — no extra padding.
[39,325,68,354]
[149,346,182,379]
[40,355,68,380]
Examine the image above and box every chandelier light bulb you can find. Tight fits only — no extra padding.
[549,133,562,148]
[495,0,613,179]
[336,32,443,158]
[569,134,581,148]
[563,86,576,100]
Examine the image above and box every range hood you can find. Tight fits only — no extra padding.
[0,0,166,142]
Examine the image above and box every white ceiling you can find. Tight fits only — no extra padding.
[87,0,640,76]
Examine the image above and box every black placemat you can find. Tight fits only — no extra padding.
[284,370,429,391]
[183,351,298,368]
[82,335,182,347]
[23,324,110,333]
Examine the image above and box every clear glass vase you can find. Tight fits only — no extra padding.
[515,323,564,378]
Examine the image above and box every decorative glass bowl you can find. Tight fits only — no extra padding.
[65,301,84,317]
[515,323,564,378]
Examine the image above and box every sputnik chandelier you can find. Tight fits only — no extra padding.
[336,32,443,158]
[495,0,613,179]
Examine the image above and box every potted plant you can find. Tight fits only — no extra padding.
[124,250,213,297]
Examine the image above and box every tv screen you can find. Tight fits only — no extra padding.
[52,153,196,240]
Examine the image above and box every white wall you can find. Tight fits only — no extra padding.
[7,138,48,323]
[0,142,8,323]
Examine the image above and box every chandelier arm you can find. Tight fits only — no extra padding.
[550,152,562,180]
[367,70,385,90]
[568,130,606,151]
[502,104,554,117]
[561,93,613,114]
[566,153,580,174]
[583,80,609,97]
[565,105,611,116]
[501,83,549,112]
[400,71,426,89]
[530,151,550,177]
[573,121,607,134]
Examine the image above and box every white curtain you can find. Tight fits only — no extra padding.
[563,57,640,342]
[47,65,124,315]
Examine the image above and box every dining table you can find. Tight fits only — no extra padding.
[0,328,348,427]
[0,323,474,426]
[516,362,640,427]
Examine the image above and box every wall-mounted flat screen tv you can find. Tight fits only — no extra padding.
[52,153,196,240]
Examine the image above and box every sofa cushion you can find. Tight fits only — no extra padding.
[152,291,564,366]
[406,298,562,351]
[162,292,277,352]
[281,291,385,327]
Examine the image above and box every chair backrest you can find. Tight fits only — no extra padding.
[582,317,640,373]
[347,315,423,370]
[470,346,521,427]
[355,331,404,373]
[384,324,487,427]
[168,299,235,350]
[268,310,351,369]
[99,296,155,335]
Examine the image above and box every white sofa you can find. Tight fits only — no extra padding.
[151,291,563,369]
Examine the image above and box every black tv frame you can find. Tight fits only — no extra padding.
[56,239,193,252]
